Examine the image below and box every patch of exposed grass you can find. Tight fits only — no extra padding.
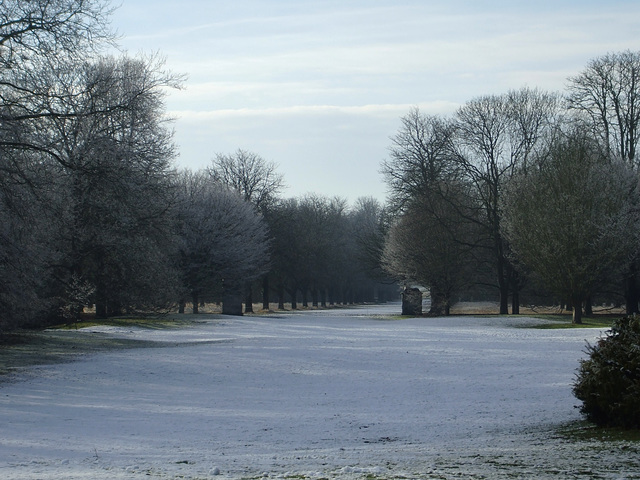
[0,315,217,380]
[556,420,640,443]
[529,316,614,330]
[0,329,157,379]
[53,314,202,331]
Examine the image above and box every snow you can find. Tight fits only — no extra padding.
[0,304,631,479]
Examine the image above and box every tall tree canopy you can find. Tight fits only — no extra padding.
[567,50,640,168]
[502,128,640,323]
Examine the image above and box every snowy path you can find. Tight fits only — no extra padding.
[0,305,631,479]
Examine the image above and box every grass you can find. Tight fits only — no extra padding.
[0,305,615,380]
[2,307,639,479]
[529,315,614,330]
[384,311,615,329]
[54,314,201,330]
[556,420,640,443]
[0,314,205,378]
[0,330,156,377]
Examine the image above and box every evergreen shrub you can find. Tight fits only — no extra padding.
[574,315,640,428]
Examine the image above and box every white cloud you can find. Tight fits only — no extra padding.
[170,101,458,121]
[115,0,640,202]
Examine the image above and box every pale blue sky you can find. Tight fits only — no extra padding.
[112,0,640,202]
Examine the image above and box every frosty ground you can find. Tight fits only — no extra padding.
[1,305,638,479]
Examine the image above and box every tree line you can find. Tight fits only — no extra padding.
[381,51,640,323]
[0,0,395,331]
[2,2,639,330]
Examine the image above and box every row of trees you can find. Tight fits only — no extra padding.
[5,2,639,329]
[0,1,395,331]
[381,51,640,323]
[185,150,396,315]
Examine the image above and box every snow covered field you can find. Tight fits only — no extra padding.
[0,305,637,479]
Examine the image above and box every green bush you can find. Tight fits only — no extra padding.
[573,315,640,428]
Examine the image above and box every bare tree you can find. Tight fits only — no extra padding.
[381,108,459,212]
[208,149,284,212]
[381,108,486,313]
[0,166,55,330]
[0,0,114,59]
[382,188,476,315]
[266,198,303,309]
[0,0,116,163]
[350,197,389,281]
[567,50,640,313]
[567,50,640,167]
[454,87,559,314]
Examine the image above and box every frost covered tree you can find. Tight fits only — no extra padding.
[350,197,390,283]
[0,167,55,330]
[567,50,640,313]
[41,54,183,318]
[269,195,340,308]
[0,0,117,327]
[266,194,386,309]
[265,198,302,309]
[208,149,284,311]
[502,128,640,323]
[175,170,271,315]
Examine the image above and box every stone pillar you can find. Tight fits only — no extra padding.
[222,283,244,316]
[402,287,422,316]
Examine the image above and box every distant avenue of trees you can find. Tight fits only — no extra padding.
[2,1,640,331]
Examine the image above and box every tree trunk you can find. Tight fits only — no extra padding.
[262,276,269,310]
[244,283,253,313]
[584,296,593,317]
[429,286,445,315]
[178,300,185,314]
[572,295,583,324]
[499,283,509,315]
[95,298,107,319]
[277,283,285,310]
[625,265,640,314]
[572,307,583,324]
[192,291,199,314]
[328,287,335,305]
